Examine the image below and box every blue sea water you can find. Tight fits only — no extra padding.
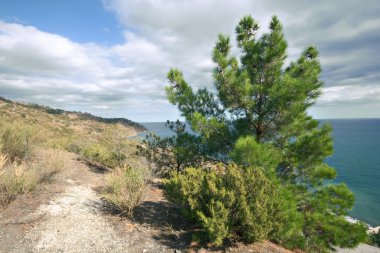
[323,119,380,226]
[139,120,380,226]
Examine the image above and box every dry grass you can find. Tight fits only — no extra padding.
[0,97,144,209]
[0,100,138,169]
[0,149,66,207]
[33,148,67,180]
[103,161,151,216]
[0,100,137,152]
[0,120,39,161]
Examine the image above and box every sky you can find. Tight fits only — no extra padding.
[0,0,379,122]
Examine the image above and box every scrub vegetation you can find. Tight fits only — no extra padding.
[0,97,145,214]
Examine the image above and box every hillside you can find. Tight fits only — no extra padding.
[0,95,296,252]
[0,95,146,169]
[0,96,146,133]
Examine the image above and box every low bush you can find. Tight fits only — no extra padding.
[0,150,65,207]
[103,163,150,216]
[0,157,36,206]
[76,127,135,169]
[35,149,66,179]
[164,163,297,246]
[81,143,126,168]
[0,120,39,161]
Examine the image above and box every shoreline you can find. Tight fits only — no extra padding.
[346,216,380,233]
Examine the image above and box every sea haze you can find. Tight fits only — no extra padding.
[140,119,380,226]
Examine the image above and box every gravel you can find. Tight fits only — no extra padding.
[336,244,380,253]
[23,184,170,253]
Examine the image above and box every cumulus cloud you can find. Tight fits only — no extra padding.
[320,85,380,104]
[0,20,175,120]
[310,85,380,118]
[104,0,380,118]
[0,0,379,121]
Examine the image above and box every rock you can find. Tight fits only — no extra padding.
[369,226,380,234]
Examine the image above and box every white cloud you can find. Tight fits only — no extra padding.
[104,0,271,90]
[1,0,380,121]
[0,21,108,76]
[320,85,380,104]
[0,20,174,121]
[104,0,380,119]
[309,84,380,119]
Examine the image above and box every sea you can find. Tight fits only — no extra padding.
[138,119,380,226]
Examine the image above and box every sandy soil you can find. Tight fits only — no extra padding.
[337,244,380,253]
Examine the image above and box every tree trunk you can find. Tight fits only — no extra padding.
[256,123,264,143]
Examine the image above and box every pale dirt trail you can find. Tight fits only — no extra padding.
[337,244,380,253]
[0,153,177,253]
[24,185,132,253]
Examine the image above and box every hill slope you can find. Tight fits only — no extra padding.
[0,96,146,131]
[0,96,145,140]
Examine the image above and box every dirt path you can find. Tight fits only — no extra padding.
[24,185,129,252]
[0,153,187,253]
[337,244,380,253]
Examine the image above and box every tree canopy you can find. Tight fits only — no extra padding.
[140,15,367,252]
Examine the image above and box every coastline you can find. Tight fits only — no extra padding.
[346,216,380,235]
[127,130,148,140]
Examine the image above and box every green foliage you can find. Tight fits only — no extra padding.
[140,15,368,251]
[299,183,368,251]
[45,108,65,115]
[369,230,380,247]
[82,143,125,168]
[79,126,133,169]
[137,120,204,174]
[164,164,300,246]
[230,136,281,175]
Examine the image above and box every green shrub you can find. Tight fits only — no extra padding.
[164,164,296,246]
[369,229,380,247]
[103,163,150,216]
[48,136,81,153]
[79,127,134,169]
[0,120,38,161]
[81,143,128,168]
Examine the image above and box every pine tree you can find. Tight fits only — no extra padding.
[142,15,368,251]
